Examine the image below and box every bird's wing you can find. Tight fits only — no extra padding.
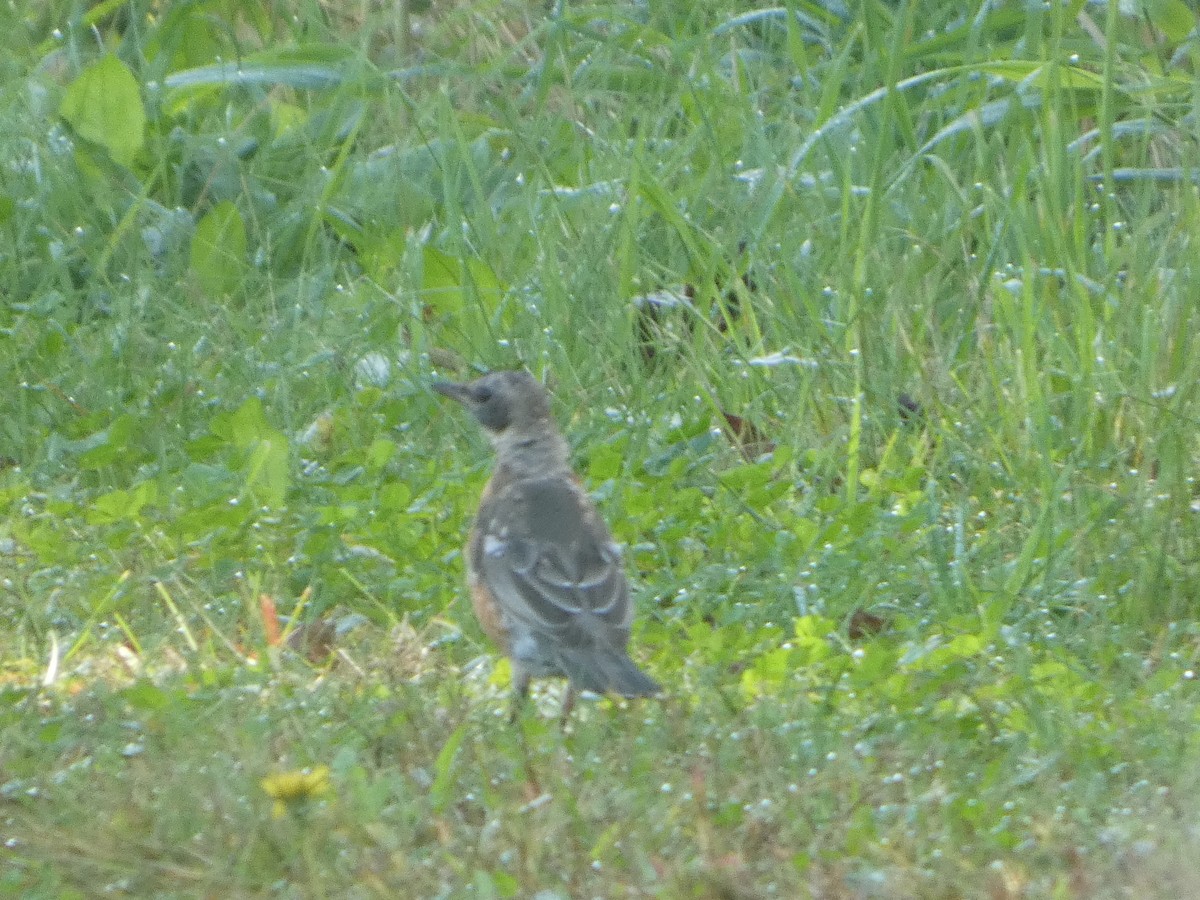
[474,475,633,643]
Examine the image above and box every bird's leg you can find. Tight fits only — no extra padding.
[558,683,577,729]
[508,667,531,725]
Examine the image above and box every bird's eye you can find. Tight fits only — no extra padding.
[473,386,493,403]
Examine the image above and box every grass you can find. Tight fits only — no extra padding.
[2,0,1200,895]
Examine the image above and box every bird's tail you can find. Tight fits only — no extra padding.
[560,646,662,697]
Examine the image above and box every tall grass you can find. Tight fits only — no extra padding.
[2,0,1199,895]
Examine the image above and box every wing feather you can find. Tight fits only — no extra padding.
[475,476,632,643]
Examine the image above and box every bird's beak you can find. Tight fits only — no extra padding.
[431,381,472,404]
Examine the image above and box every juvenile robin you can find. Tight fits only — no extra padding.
[433,370,662,722]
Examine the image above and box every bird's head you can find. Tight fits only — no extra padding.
[432,370,553,437]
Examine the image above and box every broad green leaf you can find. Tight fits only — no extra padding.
[87,481,157,525]
[422,246,467,314]
[1147,0,1196,43]
[17,520,79,565]
[740,647,793,697]
[144,6,221,71]
[123,681,172,712]
[209,398,291,508]
[587,443,627,482]
[365,438,396,471]
[76,414,140,470]
[59,55,146,168]
[270,100,309,138]
[243,434,289,509]
[190,201,247,297]
[788,516,820,551]
[347,224,409,281]
[420,246,503,316]
[215,396,272,446]
[793,615,835,661]
[378,482,412,514]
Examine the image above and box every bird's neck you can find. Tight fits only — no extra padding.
[492,426,571,479]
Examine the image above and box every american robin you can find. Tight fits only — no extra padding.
[432,370,662,722]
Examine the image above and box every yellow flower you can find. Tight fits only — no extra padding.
[261,765,331,818]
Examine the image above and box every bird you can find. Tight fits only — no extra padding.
[432,370,662,723]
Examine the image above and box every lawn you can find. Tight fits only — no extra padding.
[2,0,1199,896]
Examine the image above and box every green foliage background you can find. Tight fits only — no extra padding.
[1,0,1199,895]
